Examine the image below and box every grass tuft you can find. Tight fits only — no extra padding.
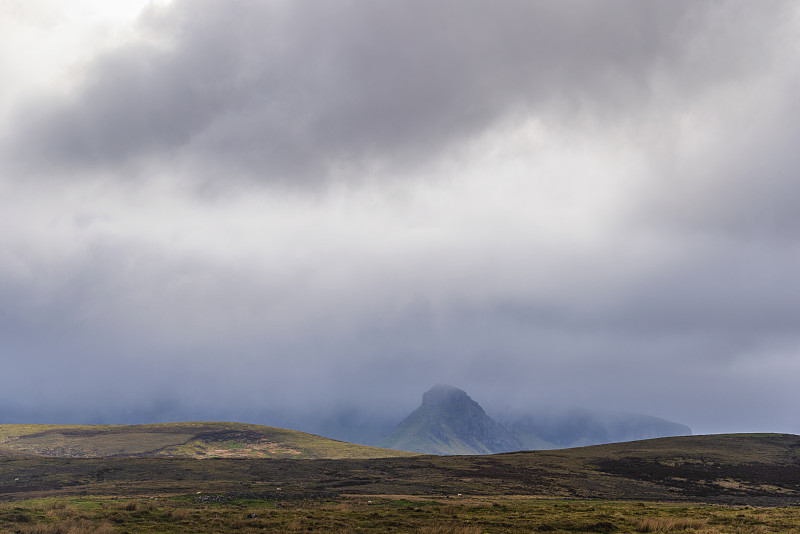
[636,516,706,532]
[16,519,115,534]
[417,524,483,534]
[121,500,139,512]
[168,508,190,521]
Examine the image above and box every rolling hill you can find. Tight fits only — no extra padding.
[2,433,799,506]
[0,422,418,460]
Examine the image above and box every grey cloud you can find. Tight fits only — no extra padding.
[2,188,799,434]
[645,82,800,236]
[8,0,738,186]
[633,3,800,236]
[2,0,800,438]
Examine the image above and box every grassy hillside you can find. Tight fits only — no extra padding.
[488,433,800,504]
[2,433,799,506]
[0,422,418,460]
[2,433,799,532]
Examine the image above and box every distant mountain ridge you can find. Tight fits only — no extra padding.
[378,385,691,455]
[378,385,524,455]
[1,392,692,458]
[498,408,692,450]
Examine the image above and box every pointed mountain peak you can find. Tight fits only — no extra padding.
[379,385,523,455]
[422,384,479,410]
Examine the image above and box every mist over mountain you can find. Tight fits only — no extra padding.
[375,385,691,455]
[2,1,800,440]
[378,385,524,455]
[0,383,692,455]
[496,408,692,450]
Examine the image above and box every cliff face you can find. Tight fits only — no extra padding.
[378,385,524,455]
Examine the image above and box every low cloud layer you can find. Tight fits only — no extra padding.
[1,0,799,436]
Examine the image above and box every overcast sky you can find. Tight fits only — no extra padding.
[1,0,799,436]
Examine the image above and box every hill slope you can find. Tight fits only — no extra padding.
[379,385,524,454]
[0,422,418,459]
[2,433,799,505]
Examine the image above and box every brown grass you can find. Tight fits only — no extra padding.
[168,508,190,521]
[418,524,483,534]
[17,520,115,534]
[5,495,800,533]
[286,518,304,530]
[636,516,707,532]
[45,507,78,520]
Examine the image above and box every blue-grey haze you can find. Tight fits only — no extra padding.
[0,0,799,438]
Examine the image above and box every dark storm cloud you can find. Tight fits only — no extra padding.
[2,0,800,438]
[9,0,718,185]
